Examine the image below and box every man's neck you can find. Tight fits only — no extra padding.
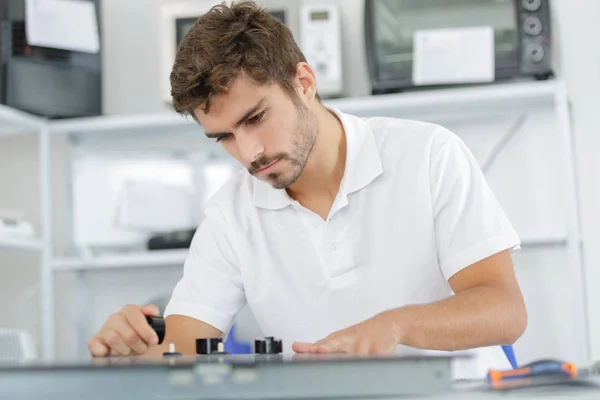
[286,105,346,206]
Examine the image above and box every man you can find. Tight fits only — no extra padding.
[87,0,527,379]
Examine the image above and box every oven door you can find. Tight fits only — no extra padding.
[365,0,520,94]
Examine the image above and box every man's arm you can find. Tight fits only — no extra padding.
[292,250,527,354]
[142,315,223,356]
[391,249,527,351]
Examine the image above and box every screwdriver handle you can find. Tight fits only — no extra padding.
[487,359,577,385]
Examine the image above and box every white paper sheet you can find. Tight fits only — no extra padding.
[25,0,100,53]
[412,26,495,86]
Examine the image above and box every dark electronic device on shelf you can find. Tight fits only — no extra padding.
[147,229,195,250]
[0,0,102,118]
[364,0,553,94]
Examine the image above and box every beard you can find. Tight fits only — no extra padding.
[247,100,317,190]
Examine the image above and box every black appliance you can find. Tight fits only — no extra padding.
[364,0,553,94]
[0,0,102,118]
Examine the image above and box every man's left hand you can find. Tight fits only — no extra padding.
[291,311,401,354]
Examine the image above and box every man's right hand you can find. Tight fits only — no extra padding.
[87,304,162,357]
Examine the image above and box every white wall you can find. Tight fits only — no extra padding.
[101,0,166,114]
[1,0,599,366]
[552,0,600,361]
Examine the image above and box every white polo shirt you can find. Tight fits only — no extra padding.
[164,108,521,379]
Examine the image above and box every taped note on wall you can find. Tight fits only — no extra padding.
[25,0,100,53]
[413,26,495,86]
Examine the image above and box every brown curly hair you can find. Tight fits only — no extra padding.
[170,1,316,118]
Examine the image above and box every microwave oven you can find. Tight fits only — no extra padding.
[364,0,553,94]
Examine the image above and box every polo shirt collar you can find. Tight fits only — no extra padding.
[252,107,383,210]
[335,108,383,195]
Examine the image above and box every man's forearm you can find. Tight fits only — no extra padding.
[389,285,527,351]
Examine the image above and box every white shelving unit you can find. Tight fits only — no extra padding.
[0,237,44,251]
[52,249,189,271]
[0,78,589,362]
[0,104,46,137]
[0,104,53,360]
[326,79,557,121]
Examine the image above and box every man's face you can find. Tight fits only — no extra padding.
[194,75,318,190]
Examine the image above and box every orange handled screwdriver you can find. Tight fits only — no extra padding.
[487,359,577,388]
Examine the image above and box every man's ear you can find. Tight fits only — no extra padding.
[295,62,318,101]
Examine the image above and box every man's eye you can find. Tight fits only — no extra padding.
[248,111,266,124]
[216,134,232,143]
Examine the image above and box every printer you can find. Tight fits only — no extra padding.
[0,0,102,118]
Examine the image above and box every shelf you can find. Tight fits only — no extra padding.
[37,79,560,140]
[325,79,558,121]
[520,232,569,248]
[47,110,206,143]
[1,79,559,140]
[0,104,46,137]
[48,111,196,135]
[52,249,189,271]
[0,237,43,251]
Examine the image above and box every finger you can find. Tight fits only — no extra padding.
[118,323,149,355]
[141,304,160,316]
[100,328,132,356]
[355,338,371,355]
[317,335,356,354]
[314,338,342,354]
[370,343,393,355]
[292,342,316,353]
[87,336,109,357]
[124,307,159,346]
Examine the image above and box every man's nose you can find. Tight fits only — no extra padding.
[237,132,264,165]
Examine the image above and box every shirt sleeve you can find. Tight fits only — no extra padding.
[163,205,246,333]
[430,128,521,281]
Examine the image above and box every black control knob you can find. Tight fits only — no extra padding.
[146,315,165,345]
[196,338,224,355]
[254,337,283,354]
